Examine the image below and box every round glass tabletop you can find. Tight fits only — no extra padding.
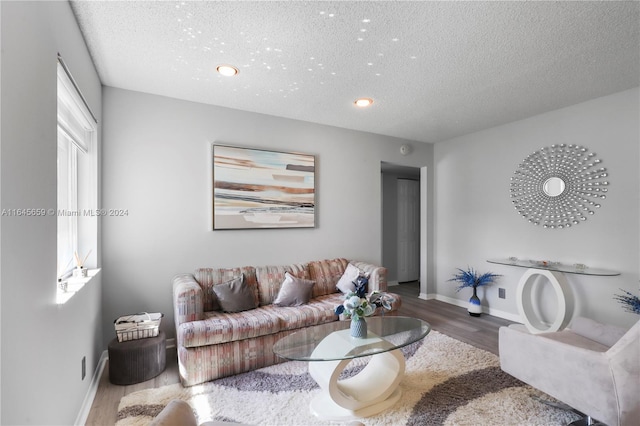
[272,316,431,362]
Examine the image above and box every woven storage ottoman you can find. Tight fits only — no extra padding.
[108,331,166,385]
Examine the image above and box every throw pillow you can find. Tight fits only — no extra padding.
[273,272,315,307]
[195,266,258,312]
[211,274,259,313]
[336,263,369,293]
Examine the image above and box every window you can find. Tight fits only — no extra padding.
[57,127,78,273]
[57,58,97,284]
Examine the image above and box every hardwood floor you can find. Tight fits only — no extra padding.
[391,281,515,355]
[86,347,181,425]
[86,282,514,425]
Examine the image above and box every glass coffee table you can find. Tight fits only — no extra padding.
[273,316,431,420]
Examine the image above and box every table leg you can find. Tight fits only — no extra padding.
[516,268,572,334]
[308,349,405,420]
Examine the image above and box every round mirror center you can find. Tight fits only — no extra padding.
[543,177,566,197]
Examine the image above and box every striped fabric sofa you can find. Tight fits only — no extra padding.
[172,258,400,386]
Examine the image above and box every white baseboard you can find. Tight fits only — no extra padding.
[166,337,176,349]
[434,295,523,323]
[484,307,522,323]
[75,350,108,426]
[418,292,436,300]
[387,280,399,287]
[435,294,469,309]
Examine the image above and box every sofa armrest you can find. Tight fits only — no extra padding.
[350,261,388,292]
[172,274,204,327]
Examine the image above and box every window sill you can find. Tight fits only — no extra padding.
[56,268,101,305]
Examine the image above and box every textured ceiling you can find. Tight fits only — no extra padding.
[70,1,640,144]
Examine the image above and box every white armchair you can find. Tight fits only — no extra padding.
[149,400,250,426]
[499,317,640,426]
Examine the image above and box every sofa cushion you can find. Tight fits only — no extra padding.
[308,258,349,298]
[273,273,315,307]
[255,264,310,306]
[263,293,343,330]
[178,308,282,348]
[195,267,258,312]
[316,293,349,311]
[212,275,259,313]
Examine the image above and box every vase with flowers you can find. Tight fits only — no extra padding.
[334,276,396,338]
[448,267,501,317]
[73,250,92,278]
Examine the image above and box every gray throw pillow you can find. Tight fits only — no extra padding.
[211,274,258,313]
[273,272,315,307]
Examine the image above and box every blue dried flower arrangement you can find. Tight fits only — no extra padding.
[448,267,501,317]
[448,267,501,292]
[613,289,640,315]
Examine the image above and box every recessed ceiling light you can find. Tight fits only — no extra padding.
[354,98,374,107]
[216,65,239,76]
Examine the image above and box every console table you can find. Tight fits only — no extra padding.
[487,258,619,334]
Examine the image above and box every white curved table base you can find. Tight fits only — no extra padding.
[307,330,406,420]
[309,387,402,420]
[516,268,572,334]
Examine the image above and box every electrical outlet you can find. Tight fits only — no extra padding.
[499,288,506,299]
[82,356,86,380]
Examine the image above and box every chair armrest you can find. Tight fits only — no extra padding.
[569,316,627,347]
[150,400,198,426]
[605,320,640,426]
[350,261,388,292]
[172,274,204,327]
[499,324,618,425]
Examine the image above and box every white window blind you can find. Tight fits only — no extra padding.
[56,58,97,279]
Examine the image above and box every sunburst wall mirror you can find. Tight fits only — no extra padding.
[510,144,609,229]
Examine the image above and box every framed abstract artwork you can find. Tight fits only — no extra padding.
[212,145,316,230]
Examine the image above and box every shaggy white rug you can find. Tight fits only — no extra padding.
[116,331,581,426]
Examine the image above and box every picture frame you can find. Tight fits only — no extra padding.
[212,144,316,230]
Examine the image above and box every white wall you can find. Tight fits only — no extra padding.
[435,88,640,328]
[0,2,103,424]
[101,87,433,343]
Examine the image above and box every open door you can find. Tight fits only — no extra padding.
[397,178,420,283]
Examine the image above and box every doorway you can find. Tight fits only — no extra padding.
[397,178,420,282]
[381,162,422,296]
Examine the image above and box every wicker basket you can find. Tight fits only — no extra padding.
[114,312,163,342]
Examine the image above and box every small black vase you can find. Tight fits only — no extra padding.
[468,286,482,317]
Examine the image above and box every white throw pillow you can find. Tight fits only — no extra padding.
[336,263,368,293]
[273,272,315,306]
